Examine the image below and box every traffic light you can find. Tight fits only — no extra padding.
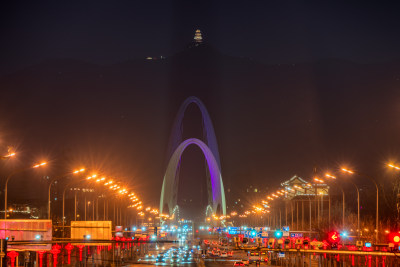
[274,230,283,238]
[389,232,400,244]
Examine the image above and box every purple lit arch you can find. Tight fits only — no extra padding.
[160,138,226,216]
[165,96,221,170]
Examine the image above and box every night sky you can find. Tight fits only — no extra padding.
[1,1,400,217]
[2,1,400,73]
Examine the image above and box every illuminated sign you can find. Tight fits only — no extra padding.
[364,242,372,248]
[328,231,341,243]
[290,233,303,238]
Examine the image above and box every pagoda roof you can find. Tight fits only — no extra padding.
[281,175,309,187]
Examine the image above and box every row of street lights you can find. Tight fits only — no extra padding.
[1,149,159,227]
[3,157,47,219]
[249,166,384,242]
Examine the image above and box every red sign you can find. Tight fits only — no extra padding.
[328,231,340,243]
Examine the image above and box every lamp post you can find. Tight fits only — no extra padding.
[5,162,47,219]
[327,173,360,236]
[48,168,85,220]
[388,163,400,229]
[320,175,345,231]
[341,168,379,242]
[62,177,92,237]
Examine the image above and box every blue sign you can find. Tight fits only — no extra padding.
[290,233,303,238]
[282,226,290,232]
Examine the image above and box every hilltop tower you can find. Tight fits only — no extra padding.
[193,29,203,43]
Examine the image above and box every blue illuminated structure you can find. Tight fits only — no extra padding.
[160,97,226,218]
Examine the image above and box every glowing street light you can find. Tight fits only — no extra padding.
[1,152,16,159]
[33,162,47,168]
[341,167,379,242]
[325,173,336,179]
[86,174,97,180]
[49,167,85,220]
[5,161,48,219]
[73,168,85,174]
[387,162,400,229]
[341,168,354,174]
[388,163,400,170]
[314,177,324,183]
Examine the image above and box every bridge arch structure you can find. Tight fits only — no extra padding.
[160,138,226,217]
[160,97,226,220]
[165,96,221,170]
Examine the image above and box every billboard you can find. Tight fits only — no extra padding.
[0,219,52,251]
[71,221,112,241]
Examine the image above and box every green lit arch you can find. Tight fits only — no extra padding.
[160,138,226,217]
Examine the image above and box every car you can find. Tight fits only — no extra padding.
[227,251,233,257]
[145,253,155,259]
[234,261,245,266]
[241,259,249,266]
[171,255,180,263]
[220,252,228,258]
[182,252,192,262]
[156,255,165,263]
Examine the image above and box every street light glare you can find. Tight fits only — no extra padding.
[388,163,400,170]
[33,162,47,168]
[73,168,85,174]
[341,168,354,174]
[325,173,336,179]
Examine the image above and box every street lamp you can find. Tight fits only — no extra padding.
[62,176,93,237]
[324,174,346,231]
[4,162,47,219]
[48,168,85,220]
[1,152,16,160]
[341,168,379,242]
[387,163,400,230]
[327,173,360,236]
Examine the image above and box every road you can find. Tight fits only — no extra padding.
[125,260,276,267]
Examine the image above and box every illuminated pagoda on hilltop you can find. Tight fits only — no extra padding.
[194,29,203,43]
[188,29,204,48]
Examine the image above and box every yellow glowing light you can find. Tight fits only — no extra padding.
[4,152,16,158]
[341,168,354,174]
[388,163,400,170]
[33,162,47,168]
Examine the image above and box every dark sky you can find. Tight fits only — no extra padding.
[2,1,400,74]
[2,1,400,218]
